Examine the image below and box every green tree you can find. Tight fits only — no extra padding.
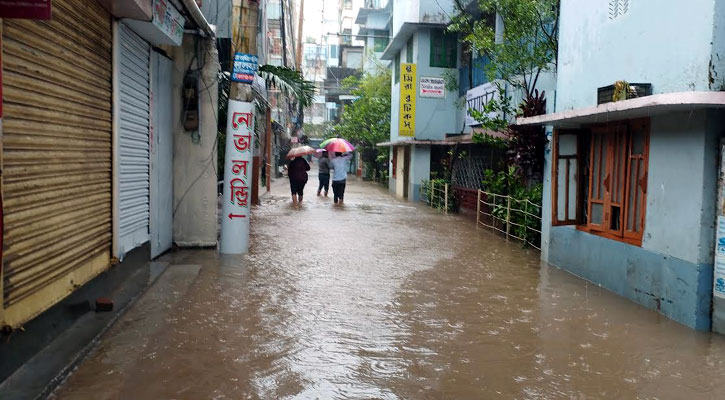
[332,69,392,179]
[449,0,558,179]
[448,0,559,98]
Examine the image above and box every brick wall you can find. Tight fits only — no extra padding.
[453,186,478,212]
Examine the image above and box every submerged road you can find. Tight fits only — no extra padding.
[55,171,725,399]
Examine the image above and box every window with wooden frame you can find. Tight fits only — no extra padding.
[551,119,650,245]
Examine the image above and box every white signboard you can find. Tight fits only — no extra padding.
[419,77,445,98]
[465,81,500,126]
[715,216,725,297]
[220,100,255,254]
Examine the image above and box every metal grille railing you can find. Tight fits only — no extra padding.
[420,180,451,214]
[476,190,542,250]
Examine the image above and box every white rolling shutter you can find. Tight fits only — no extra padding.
[117,23,151,259]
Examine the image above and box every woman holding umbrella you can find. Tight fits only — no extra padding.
[286,146,315,205]
[320,138,355,205]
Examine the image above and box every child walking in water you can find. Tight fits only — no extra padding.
[330,152,352,204]
[288,156,310,205]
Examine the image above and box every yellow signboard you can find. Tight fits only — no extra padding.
[399,63,416,137]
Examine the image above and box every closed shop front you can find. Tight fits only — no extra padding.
[117,22,151,259]
[1,0,113,327]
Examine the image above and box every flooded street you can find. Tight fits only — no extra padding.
[54,173,725,399]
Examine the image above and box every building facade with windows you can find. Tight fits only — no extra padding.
[379,0,460,201]
[355,0,391,73]
[520,0,725,331]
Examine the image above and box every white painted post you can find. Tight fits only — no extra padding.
[524,201,529,246]
[505,196,511,241]
[476,190,481,228]
[220,100,255,254]
[444,183,448,215]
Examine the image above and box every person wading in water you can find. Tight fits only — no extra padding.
[288,156,310,205]
[317,151,330,197]
[330,152,352,205]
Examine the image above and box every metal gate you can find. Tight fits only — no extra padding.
[117,23,151,259]
[150,51,174,258]
[1,0,113,327]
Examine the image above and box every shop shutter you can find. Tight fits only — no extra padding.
[118,23,150,259]
[2,0,112,327]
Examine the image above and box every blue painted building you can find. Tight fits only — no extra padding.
[519,0,725,331]
[377,0,461,201]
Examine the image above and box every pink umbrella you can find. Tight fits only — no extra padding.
[323,138,355,153]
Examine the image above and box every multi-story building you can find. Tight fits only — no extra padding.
[355,0,392,73]
[378,0,460,201]
[520,0,725,332]
[264,0,300,140]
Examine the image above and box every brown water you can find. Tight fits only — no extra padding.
[54,175,725,399]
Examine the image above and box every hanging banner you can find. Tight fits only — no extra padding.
[466,81,499,126]
[398,63,416,137]
[220,100,255,254]
[0,0,51,20]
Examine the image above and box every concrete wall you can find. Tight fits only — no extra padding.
[367,10,390,30]
[543,111,722,330]
[710,0,725,89]
[419,0,454,24]
[413,28,460,140]
[392,0,419,37]
[395,146,405,196]
[409,144,430,202]
[171,36,219,247]
[557,0,717,110]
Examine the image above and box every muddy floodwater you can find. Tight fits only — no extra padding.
[54,174,725,399]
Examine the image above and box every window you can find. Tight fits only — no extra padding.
[552,119,650,245]
[330,44,338,58]
[406,37,414,63]
[430,29,457,68]
[271,38,282,56]
[394,54,400,83]
[374,36,389,52]
[342,28,352,45]
[344,0,352,10]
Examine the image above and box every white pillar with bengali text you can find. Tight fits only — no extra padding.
[220,100,255,254]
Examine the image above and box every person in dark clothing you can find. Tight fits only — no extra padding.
[317,151,331,197]
[288,156,310,205]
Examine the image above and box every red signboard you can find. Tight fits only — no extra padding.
[0,0,52,20]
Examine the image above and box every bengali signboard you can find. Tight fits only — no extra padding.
[465,81,499,126]
[419,76,445,98]
[399,63,416,137]
[0,0,51,19]
[232,53,259,84]
[220,100,255,254]
[152,0,184,46]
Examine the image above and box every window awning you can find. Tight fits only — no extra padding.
[381,22,445,60]
[516,91,725,128]
[377,135,476,147]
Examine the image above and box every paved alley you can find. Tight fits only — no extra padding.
[54,174,725,399]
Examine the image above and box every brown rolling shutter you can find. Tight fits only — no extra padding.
[2,0,112,327]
